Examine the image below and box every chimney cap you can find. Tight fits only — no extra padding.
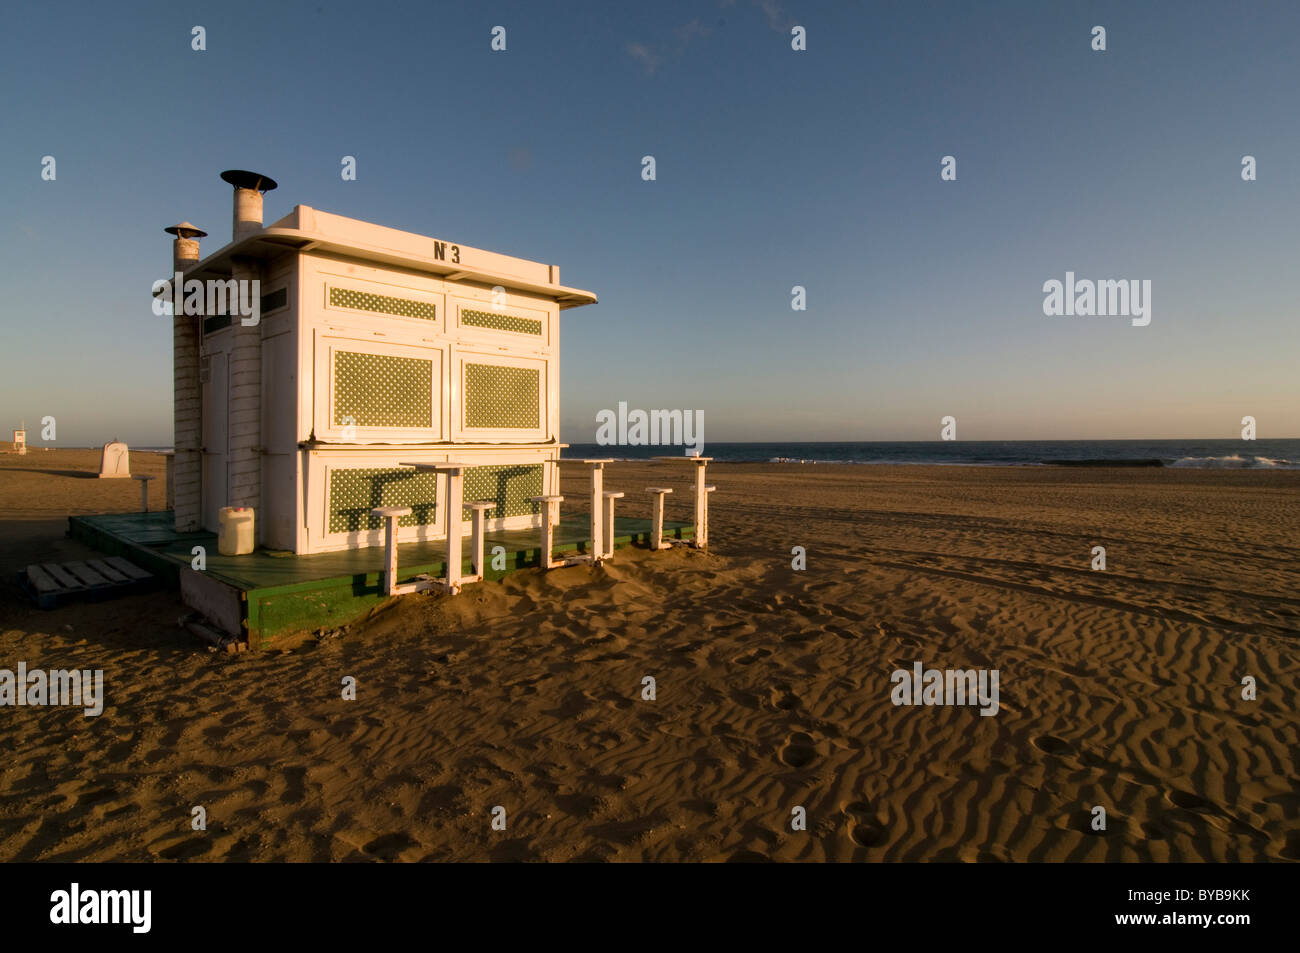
[220,169,278,193]
[164,221,208,239]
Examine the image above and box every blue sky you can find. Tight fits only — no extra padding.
[2,0,1297,446]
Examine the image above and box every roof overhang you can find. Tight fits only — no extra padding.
[162,224,597,310]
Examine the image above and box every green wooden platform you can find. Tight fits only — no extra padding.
[68,511,693,647]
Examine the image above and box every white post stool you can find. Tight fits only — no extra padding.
[601,491,624,559]
[529,495,566,569]
[653,456,715,549]
[134,474,156,513]
[463,501,495,581]
[371,505,413,596]
[647,487,673,551]
[699,485,716,550]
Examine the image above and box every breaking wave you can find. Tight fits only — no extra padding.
[1168,454,1299,469]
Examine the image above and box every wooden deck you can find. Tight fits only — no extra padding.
[68,510,693,646]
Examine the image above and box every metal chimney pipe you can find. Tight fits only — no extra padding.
[163,222,208,533]
[218,171,275,541]
[164,221,207,271]
[220,170,278,242]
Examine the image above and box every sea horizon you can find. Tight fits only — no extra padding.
[44,437,1298,470]
[563,438,1300,468]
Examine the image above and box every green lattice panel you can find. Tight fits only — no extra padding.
[461,308,543,336]
[464,464,544,519]
[329,286,436,320]
[333,351,433,428]
[328,468,438,533]
[464,363,540,429]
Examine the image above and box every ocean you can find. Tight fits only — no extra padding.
[562,439,1300,469]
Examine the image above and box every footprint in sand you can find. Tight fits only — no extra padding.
[553,690,597,719]
[156,837,212,860]
[779,732,818,768]
[74,787,118,809]
[679,798,719,818]
[841,800,887,847]
[554,792,605,819]
[1032,734,1074,757]
[1282,831,1300,861]
[362,832,420,861]
[726,849,774,863]
[770,688,801,711]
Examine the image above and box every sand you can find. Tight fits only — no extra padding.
[0,449,1297,862]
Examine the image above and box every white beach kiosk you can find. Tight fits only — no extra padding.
[165,171,597,567]
[123,170,707,640]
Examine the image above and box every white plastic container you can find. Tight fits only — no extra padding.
[218,507,255,555]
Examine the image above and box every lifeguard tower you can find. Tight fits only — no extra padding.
[164,171,596,556]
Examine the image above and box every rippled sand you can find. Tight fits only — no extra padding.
[1,451,1297,861]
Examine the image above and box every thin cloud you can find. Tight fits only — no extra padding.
[628,4,790,74]
[755,0,794,32]
[626,41,663,74]
[628,18,712,75]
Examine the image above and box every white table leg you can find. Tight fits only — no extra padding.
[543,499,556,567]
[694,462,708,549]
[590,464,604,563]
[648,488,672,551]
[471,508,485,578]
[604,494,616,558]
[445,469,464,592]
[384,514,400,594]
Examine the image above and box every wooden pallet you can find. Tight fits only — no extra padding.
[19,556,154,609]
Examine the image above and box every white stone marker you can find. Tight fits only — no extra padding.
[98,441,130,478]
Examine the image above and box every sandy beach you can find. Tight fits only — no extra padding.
[0,449,1297,862]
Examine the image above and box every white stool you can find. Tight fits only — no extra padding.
[528,495,590,570]
[371,505,413,596]
[133,474,156,513]
[463,501,495,581]
[699,485,716,549]
[653,456,715,550]
[529,495,566,569]
[601,491,624,559]
[647,487,673,551]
